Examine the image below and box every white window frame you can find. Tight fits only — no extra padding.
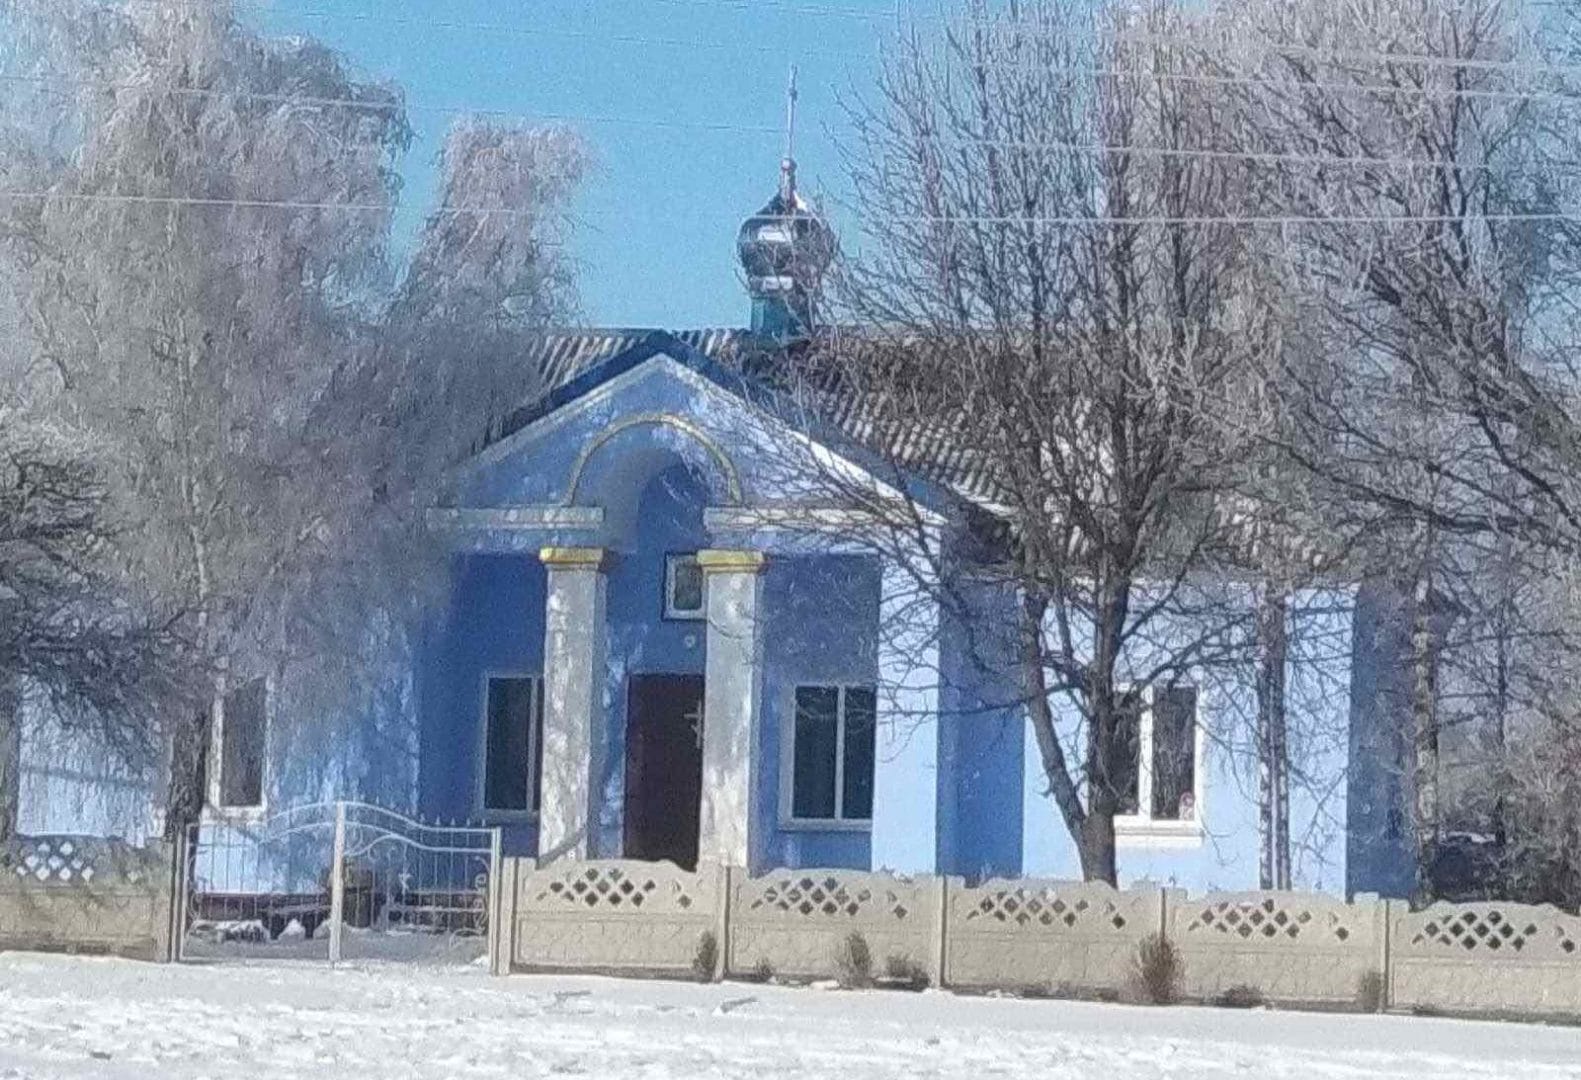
[206,674,271,820]
[476,670,543,822]
[1114,683,1206,849]
[779,683,876,832]
[663,553,706,620]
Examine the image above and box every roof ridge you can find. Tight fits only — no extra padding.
[529,325,748,337]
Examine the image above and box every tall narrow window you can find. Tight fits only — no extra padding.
[1151,686,1198,821]
[841,688,877,821]
[790,685,877,823]
[484,676,542,815]
[1113,683,1201,828]
[1112,694,1143,815]
[218,678,266,809]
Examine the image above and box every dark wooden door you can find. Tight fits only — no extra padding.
[623,674,705,870]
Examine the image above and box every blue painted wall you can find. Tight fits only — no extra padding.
[1021,588,1354,895]
[418,552,546,854]
[1345,582,1416,899]
[16,705,158,841]
[937,578,1025,881]
[753,554,881,873]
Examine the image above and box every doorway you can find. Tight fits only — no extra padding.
[623,674,704,870]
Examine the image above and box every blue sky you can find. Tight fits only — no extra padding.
[251,0,903,329]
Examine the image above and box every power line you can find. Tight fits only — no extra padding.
[0,74,785,135]
[0,189,1574,229]
[902,134,1496,172]
[164,0,1581,80]
[987,62,1581,104]
[643,0,903,20]
[74,0,1581,79]
[853,211,1581,227]
[18,9,1581,119]
[239,3,866,60]
[3,66,1570,168]
[1117,31,1581,80]
[94,0,881,58]
[0,189,552,215]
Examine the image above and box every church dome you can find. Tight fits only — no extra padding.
[737,158,835,340]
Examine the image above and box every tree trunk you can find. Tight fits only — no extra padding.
[1018,593,1091,868]
[1257,587,1291,890]
[0,676,19,845]
[1079,582,1128,888]
[1077,803,1119,885]
[1410,576,1440,904]
[1079,678,1122,885]
[163,706,211,843]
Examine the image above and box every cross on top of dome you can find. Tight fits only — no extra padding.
[736,67,835,342]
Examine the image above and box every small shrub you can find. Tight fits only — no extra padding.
[734,958,775,984]
[1216,984,1265,1009]
[1356,970,1386,1013]
[1132,933,1182,1005]
[834,931,874,989]
[692,931,719,983]
[882,953,930,992]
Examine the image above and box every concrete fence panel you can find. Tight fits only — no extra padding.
[727,868,937,981]
[0,836,176,961]
[1167,891,1385,1007]
[944,879,1160,995]
[1389,901,1581,1018]
[510,859,723,977]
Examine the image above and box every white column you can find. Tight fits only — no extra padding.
[537,547,608,862]
[697,549,766,868]
[871,557,941,874]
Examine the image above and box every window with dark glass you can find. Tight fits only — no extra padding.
[1151,686,1198,820]
[791,685,877,822]
[484,676,542,814]
[219,678,267,809]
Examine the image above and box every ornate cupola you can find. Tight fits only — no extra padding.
[737,69,835,343]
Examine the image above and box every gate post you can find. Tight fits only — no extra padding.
[173,826,194,963]
[486,827,504,975]
[328,801,347,964]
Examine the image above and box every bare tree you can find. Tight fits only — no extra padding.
[790,0,1326,883]
[0,1,586,836]
[1184,0,1581,897]
[0,416,193,841]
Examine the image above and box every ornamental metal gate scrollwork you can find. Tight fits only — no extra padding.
[179,801,501,966]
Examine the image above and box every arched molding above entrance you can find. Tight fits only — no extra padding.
[563,413,744,508]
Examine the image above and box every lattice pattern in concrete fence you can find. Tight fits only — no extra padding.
[727,869,940,982]
[944,879,1160,994]
[1166,891,1386,1006]
[490,861,1581,1022]
[0,836,176,960]
[508,858,724,976]
[1390,902,1581,1017]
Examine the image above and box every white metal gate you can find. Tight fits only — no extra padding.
[179,801,500,966]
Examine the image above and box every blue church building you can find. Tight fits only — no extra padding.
[17,161,1413,898]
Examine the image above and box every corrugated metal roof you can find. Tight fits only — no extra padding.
[499,328,1334,571]
[500,326,1003,510]
[524,327,751,393]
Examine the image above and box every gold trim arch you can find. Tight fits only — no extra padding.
[562,413,745,507]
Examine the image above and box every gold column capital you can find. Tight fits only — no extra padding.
[539,546,608,571]
[695,549,767,574]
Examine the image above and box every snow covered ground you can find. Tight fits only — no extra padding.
[1,954,1578,1079]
